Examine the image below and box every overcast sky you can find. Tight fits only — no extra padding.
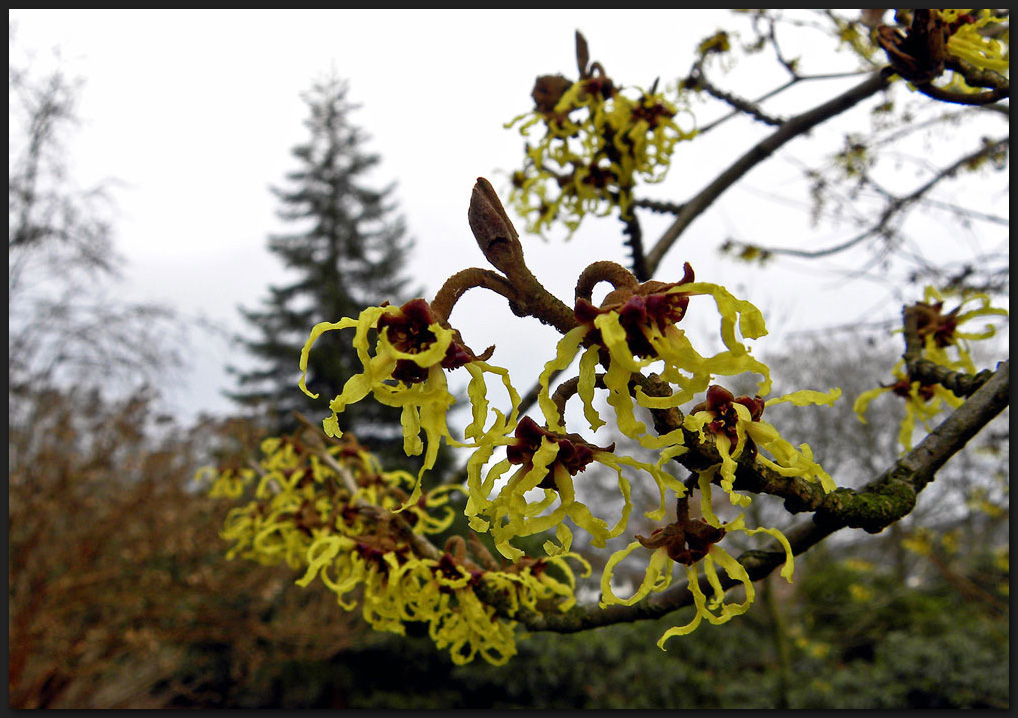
[9,9,1009,424]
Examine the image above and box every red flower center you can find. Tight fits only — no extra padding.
[377,299,473,384]
[695,385,765,457]
[574,262,695,358]
[506,417,614,489]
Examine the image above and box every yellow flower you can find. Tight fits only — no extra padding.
[465,415,685,561]
[506,74,694,237]
[207,428,465,573]
[610,90,690,187]
[599,495,794,649]
[684,384,839,505]
[854,284,1006,451]
[541,264,772,447]
[854,362,965,452]
[200,465,256,499]
[697,30,732,57]
[913,285,1008,374]
[419,551,590,664]
[488,553,592,614]
[296,527,515,661]
[942,9,1010,75]
[426,583,518,665]
[299,298,519,507]
[297,535,386,611]
[296,536,589,665]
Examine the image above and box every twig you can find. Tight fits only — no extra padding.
[737,136,1009,261]
[633,197,685,215]
[686,66,785,126]
[621,211,650,281]
[431,267,517,324]
[644,71,891,277]
[505,359,1008,632]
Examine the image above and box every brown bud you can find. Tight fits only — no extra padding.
[468,177,524,276]
[531,74,572,113]
[575,31,590,77]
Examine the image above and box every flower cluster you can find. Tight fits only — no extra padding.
[464,414,682,561]
[540,263,774,451]
[456,261,838,645]
[200,432,457,569]
[505,58,694,237]
[212,250,846,656]
[298,298,520,507]
[242,161,849,655]
[941,9,1009,76]
[201,429,589,665]
[295,534,588,665]
[854,286,1008,451]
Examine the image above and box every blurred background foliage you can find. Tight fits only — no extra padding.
[8,11,1008,709]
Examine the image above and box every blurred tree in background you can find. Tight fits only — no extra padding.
[8,10,1009,709]
[228,74,420,466]
[8,26,183,413]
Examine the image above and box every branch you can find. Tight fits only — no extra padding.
[506,359,1008,633]
[744,136,1010,261]
[644,71,891,277]
[684,64,785,127]
[431,267,517,324]
[467,178,577,334]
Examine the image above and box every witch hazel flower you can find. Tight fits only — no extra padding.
[854,285,1007,451]
[600,493,796,650]
[539,262,773,448]
[684,384,839,506]
[910,285,1008,374]
[295,527,590,666]
[504,32,695,237]
[299,298,520,507]
[464,415,684,561]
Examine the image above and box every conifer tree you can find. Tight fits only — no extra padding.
[230,74,417,461]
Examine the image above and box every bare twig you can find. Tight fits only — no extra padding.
[644,71,891,276]
[738,136,1010,261]
[431,267,517,324]
[686,65,785,126]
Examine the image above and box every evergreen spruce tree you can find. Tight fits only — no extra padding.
[229,74,418,465]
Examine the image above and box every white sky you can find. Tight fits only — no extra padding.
[9,9,1009,423]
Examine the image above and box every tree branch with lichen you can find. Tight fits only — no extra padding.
[491,358,1007,633]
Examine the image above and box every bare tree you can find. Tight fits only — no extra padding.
[8,26,184,427]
